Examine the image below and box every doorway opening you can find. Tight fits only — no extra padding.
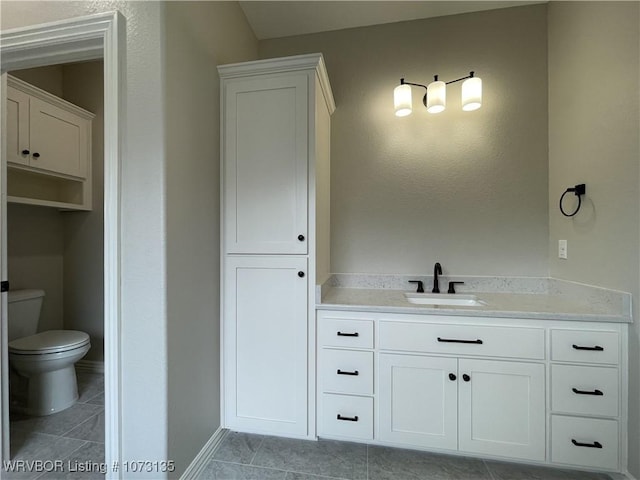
[7,60,106,466]
[0,12,123,478]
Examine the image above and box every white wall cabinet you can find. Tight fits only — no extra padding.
[6,75,93,210]
[220,54,334,437]
[316,310,628,475]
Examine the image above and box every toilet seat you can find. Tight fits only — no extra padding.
[9,330,90,355]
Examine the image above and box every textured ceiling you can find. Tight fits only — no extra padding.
[239,1,545,40]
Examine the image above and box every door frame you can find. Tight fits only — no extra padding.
[0,12,124,478]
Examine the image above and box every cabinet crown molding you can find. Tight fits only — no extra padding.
[218,53,335,115]
[8,75,95,120]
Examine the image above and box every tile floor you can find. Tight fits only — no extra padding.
[5,371,105,480]
[198,431,615,480]
[1,383,618,480]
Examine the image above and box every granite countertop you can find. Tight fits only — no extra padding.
[316,275,632,323]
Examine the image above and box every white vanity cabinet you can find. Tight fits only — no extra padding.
[317,316,375,440]
[377,354,545,460]
[378,353,458,449]
[220,54,334,437]
[549,328,623,471]
[6,75,93,210]
[457,358,545,460]
[316,309,628,474]
[377,319,546,461]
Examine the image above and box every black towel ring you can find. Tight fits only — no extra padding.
[559,184,586,217]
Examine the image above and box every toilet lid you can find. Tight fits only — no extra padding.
[9,330,90,354]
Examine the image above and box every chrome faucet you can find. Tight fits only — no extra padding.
[432,262,442,293]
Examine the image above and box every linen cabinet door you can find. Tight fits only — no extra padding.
[223,255,309,436]
[29,96,89,178]
[378,353,458,450]
[458,359,545,461]
[6,86,30,167]
[223,74,309,254]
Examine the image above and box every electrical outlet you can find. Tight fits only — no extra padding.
[558,240,568,259]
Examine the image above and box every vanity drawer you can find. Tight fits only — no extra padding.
[318,317,374,349]
[379,322,544,359]
[551,364,619,417]
[551,415,618,470]
[551,329,619,365]
[320,393,373,440]
[321,349,373,395]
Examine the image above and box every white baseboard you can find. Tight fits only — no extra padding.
[180,427,227,479]
[611,472,638,480]
[75,360,104,374]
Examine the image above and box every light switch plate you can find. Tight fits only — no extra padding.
[558,239,568,259]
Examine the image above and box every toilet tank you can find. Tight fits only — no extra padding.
[8,289,45,342]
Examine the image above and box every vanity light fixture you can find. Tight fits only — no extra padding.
[394,71,482,116]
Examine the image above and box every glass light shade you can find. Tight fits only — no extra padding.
[394,84,412,117]
[462,76,482,111]
[426,80,446,113]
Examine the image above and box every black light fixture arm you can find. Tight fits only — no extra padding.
[400,78,429,106]
[445,71,475,85]
[399,72,476,107]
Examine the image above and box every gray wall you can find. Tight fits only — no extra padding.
[60,60,104,363]
[2,2,258,474]
[7,204,64,333]
[3,0,171,471]
[164,0,257,474]
[548,2,640,476]
[260,4,550,278]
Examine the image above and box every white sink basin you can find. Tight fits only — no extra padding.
[404,292,486,307]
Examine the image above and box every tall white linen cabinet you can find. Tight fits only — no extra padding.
[219,54,335,438]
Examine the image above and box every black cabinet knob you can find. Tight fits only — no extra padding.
[32,152,40,158]
[449,373,457,381]
[463,374,471,382]
[21,149,30,155]
[298,234,305,241]
[298,271,305,278]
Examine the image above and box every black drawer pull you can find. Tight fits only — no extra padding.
[337,369,359,376]
[572,388,604,396]
[572,439,602,449]
[572,344,604,351]
[337,414,358,422]
[21,149,30,155]
[437,337,483,345]
[337,331,359,337]
[449,373,457,381]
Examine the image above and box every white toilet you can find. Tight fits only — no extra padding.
[8,289,91,416]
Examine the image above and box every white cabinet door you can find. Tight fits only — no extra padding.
[29,96,88,178]
[378,354,458,450]
[224,74,308,254]
[223,255,308,436]
[458,359,545,461]
[6,86,30,167]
